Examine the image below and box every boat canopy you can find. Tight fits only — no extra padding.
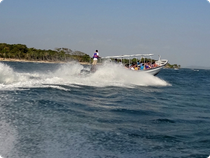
[102,54,154,59]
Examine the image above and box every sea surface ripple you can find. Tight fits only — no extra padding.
[0,61,209,158]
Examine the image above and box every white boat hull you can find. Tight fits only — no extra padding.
[137,59,168,76]
[141,66,164,76]
[102,54,168,76]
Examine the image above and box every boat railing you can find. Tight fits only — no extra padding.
[102,54,157,65]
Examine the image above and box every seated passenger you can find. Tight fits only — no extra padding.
[145,65,149,69]
[152,62,159,68]
[125,64,129,69]
[144,63,151,69]
[140,64,144,70]
[154,62,159,67]
[151,62,155,68]
[148,62,152,68]
[130,67,135,70]
[129,64,136,70]
[134,66,139,70]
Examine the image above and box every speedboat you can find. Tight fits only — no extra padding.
[102,54,168,76]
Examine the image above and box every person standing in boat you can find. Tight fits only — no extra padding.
[92,50,99,65]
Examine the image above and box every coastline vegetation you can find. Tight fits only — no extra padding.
[0,43,180,68]
[165,63,181,69]
[0,43,91,63]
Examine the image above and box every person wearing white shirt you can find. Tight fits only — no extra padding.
[92,50,99,65]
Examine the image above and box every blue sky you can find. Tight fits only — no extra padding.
[0,0,210,67]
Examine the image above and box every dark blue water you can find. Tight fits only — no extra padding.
[0,61,209,158]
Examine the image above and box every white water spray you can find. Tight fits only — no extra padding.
[0,63,16,84]
[0,61,170,90]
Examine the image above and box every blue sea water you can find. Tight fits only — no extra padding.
[0,61,209,158]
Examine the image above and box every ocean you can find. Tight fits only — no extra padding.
[0,61,209,158]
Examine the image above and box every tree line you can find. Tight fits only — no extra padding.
[165,63,181,69]
[0,43,91,62]
[0,43,180,68]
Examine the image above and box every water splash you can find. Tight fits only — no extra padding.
[50,61,170,87]
[88,62,169,87]
[0,61,170,90]
[0,62,16,84]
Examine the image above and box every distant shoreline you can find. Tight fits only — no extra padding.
[0,58,90,65]
[0,58,183,69]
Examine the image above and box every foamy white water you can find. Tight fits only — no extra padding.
[0,61,170,90]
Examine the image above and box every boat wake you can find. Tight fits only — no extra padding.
[0,62,170,90]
